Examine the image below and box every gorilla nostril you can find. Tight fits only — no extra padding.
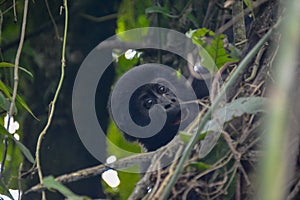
[164,104,171,109]
[171,98,176,102]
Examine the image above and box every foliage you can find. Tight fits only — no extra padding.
[43,176,90,200]
[0,125,34,163]
[116,0,151,41]
[0,0,292,200]
[180,96,267,156]
[103,169,140,200]
[106,120,141,158]
[186,28,239,71]
[0,61,36,196]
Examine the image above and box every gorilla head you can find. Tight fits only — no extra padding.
[126,82,185,151]
[109,65,209,151]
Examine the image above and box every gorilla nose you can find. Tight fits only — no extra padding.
[164,104,172,110]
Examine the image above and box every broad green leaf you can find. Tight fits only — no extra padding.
[198,97,268,158]
[43,176,90,200]
[115,52,139,77]
[107,120,141,158]
[0,62,33,78]
[116,169,140,199]
[186,28,239,71]
[210,96,267,126]
[0,124,34,163]
[206,35,238,68]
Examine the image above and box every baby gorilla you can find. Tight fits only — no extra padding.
[109,64,209,151]
[126,82,182,151]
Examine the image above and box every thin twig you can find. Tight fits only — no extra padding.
[238,163,251,186]
[287,178,300,200]
[0,0,29,182]
[35,1,68,199]
[80,13,118,23]
[222,130,240,160]
[26,137,184,196]
[8,0,29,122]
[45,0,61,40]
[12,0,17,22]
[216,0,268,34]
[154,145,183,199]
[26,144,171,194]
[2,2,19,16]
[202,0,217,27]
[232,0,246,50]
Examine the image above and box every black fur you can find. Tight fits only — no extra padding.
[109,68,209,151]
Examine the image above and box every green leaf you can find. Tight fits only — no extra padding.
[116,170,140,199]
[15,94,39,120]
[116,0,151,41]
[0,80,11,98]
[186,28,239,71]
[189,161,211,172]
[0,92,6,107]
[0,124,35,163]
[0,92,17,114]
[180,97,267,158]
[212,96,267,124]
[179,131,207,143]
[179,131,191,143]
[107,120,141,158]
[115,52,139,77]
[14,139,35,163]
[228,44,242,59]
[199,97,267,158]
[43,176,90,200]
[0,62,33,78]
[0,80,38,119]
[243,0,251,7]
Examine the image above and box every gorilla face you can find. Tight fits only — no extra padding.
[109,64,209,151]
[129,83,180,126]
[126,82,184,151]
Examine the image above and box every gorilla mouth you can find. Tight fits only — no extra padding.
[172,107,189,125]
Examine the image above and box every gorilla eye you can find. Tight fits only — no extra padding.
[157,85,168,94]
[143,98,155,109]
